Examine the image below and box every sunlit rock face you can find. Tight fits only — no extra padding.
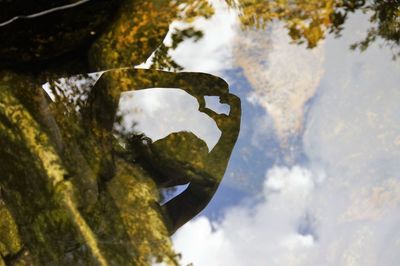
[234,24,324,150]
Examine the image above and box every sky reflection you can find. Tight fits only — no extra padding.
[124,1,400,265]
[3,1,397,265]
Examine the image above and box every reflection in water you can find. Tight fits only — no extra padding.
[0,0,240,265]
[228,0,400,58]
[0,0,399,265]
[90,68,241,234]
[0,69,241,265]
[233,26,324,154]
[116,88,223,151]
[170,2,400,266]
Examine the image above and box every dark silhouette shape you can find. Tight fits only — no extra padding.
[0,1,240,264]
[89,68,241,234]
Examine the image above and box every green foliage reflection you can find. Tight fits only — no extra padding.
[1,0,397,264]
[0,1,240,265]
[229,0,400,58]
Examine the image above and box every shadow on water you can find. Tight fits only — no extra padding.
[0,0,398,265]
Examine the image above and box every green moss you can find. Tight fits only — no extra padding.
[0,1,242,265]
[0,202,22,257]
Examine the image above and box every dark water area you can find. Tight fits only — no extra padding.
[0,1,399,265]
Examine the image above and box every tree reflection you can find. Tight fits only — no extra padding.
[92,69,241,234]
[228,0,400,58]
[0,0,397,264]
[0,69,241,265]
[0,1,240,265]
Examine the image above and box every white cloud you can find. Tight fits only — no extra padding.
[173,217,234,266]
[172,12,400,266]
[299,12,400,266]
[138,0,237,76]
[116,88,221,150]
[166,0,237,75]
[173,166,320,266]
[174,165,400,266]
